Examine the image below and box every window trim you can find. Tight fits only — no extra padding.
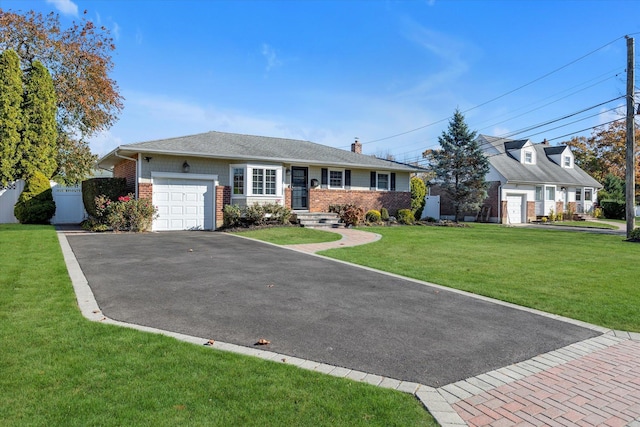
[230,164,283,198]
[524,151,533,164]
[564,155,572,168]
[328,169,344,189]
[376,171,390,191]
[231,166,245,195]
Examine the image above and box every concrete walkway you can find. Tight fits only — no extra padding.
[57,225,640,427]
[284,226,381,253]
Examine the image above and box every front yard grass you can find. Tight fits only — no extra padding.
[0,224,435,427]
[543,220,617,229]
[317,224,640,332]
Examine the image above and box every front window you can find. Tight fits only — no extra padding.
[252,168,264,195]
[584,188,592,201]
[535,186,543,201]
[564,156,571,167]
[576,188,582,201]
[329,170,343,188]
[252,168,278,195]
[233,168,244,195]
[377,173,389,190]
[545,186,555,201]
[265,169,276,195]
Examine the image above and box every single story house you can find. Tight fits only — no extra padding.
[97,131,422,231]
[432,135,602,224]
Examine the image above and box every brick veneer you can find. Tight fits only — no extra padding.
[113,160,136,194]
[216,185,231,228]
[527,201,536,222]
[308,188,411,216]
[139,183,152,200]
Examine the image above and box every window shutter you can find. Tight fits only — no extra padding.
[370,171,376,189]
[321,168,328,187]
[345,170,351,187]
[390,173,396,191]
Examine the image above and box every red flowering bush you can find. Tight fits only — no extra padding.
[86,193,158,232]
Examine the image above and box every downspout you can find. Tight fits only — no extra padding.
[497,184,502,224]
[114,150,138,198]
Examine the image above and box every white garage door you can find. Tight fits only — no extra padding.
[506,195,524,224]
[153,178,214,231]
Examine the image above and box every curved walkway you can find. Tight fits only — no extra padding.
[284,227,381,253]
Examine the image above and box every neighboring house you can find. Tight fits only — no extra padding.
[431,135,602,224]
[96,131,422,231]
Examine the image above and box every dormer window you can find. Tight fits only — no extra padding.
[525,151,533,164]
[564,156,571,167]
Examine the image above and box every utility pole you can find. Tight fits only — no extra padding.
[625,36,636,239]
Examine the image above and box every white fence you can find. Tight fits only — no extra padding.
[0,180,86,224]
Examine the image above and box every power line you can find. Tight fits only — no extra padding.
[356,35,626,147]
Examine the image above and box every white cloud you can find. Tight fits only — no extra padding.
[45,0,78,17]
[112,22,121,41]
[89,130,123,157]
[261,43,282,73]
[399,19,479,96]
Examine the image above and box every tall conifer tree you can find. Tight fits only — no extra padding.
[20,60,57,179]
[0,49,23,186]
[424,109,490,220]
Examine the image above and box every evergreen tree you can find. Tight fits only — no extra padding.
[0,49,23,186]
[20,60,57,179]
[423,109,490,220]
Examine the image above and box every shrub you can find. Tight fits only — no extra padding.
[329,203,365,226]
[14,171,56,224]
[89,193,158,232]
[593,207,604,219]
[600,200,625,220]
[380,207,389,221]
[223,202,292,228]
[629,227,640,241]
[82,178,126,218]
[365,209,381,224]
[548,208,556,222]
[410,177,426,220]
[223,204,242,227]
[245,203,266,225]
[397,208,414,225]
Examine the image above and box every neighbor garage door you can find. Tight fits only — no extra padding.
[506,195,524,224]
[152,178,214,231]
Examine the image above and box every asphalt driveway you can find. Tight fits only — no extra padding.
[66,231,600,387]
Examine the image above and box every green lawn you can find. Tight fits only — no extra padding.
[0,224,435,427]
[232,226,342,245]
[315,224,640,332]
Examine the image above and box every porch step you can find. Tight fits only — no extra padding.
[294,212,341,228]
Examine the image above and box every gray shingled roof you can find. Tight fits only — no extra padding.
[480,135,602,188]
[98,130,422,172]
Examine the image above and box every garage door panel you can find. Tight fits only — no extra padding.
[506,195,523,224]
[152,178,214,231]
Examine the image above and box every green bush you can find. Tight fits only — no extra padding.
[629,227,640,241]
[88,193,158,232]
[380,207,389,221]
[223,204,242,227]
[600,200,625,220]
[223,203,292,228]
[397,208,415,225]
[365,209,381,224]
[410,177,426,220]
[82,178,126,218]
[13,171,56,224]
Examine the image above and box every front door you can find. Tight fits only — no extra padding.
[291,167,308,210]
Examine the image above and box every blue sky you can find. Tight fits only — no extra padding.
[3,0,640,165]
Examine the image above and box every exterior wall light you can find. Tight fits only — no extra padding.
[182,161,190,173]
